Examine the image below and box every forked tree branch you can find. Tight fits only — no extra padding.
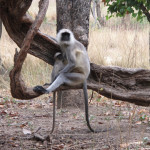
[9,0,49,99]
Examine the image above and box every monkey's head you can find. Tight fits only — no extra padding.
[57,29,75,46]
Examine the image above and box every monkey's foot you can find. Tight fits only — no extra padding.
[33,86,48,94]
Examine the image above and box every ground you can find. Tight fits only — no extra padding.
[0,90,150,150]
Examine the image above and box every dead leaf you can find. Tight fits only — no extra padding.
[138,109,148,114]
[49,103,53,106]
[36,142,40,147]
[105,111,111,116]
[146,141,150,145]
[9,112,18,117]
[20,122,28,128]
[22,128,32,135]
[0,102,4,105]
[115,102,121,107]
[30,104,43,109]
[0,105,4,108]
[54,144,65,150]
[17,102,26,108]
[10,142,19,147]
[71,127,75,130]
[10,121,18,126]
[58,144,65,149]
[143,120,148,124]
[0,110,7,115]
[34,104,43,108]
[120,141,142,148]
[10,137,17,140]
[135,121,142,125]
[120,143,129,148]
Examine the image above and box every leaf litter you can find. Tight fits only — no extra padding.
[0,90,150,149]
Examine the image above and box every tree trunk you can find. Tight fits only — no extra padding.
[91,0,105,28]
[95,0,105,26]
[0,0,150,106]
[0,18,5,75]
[0,19,2,39]
[0,18,2,68]
[56,0,91,108]
[149,30,150,65]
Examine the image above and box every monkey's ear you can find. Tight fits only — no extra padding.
[54,52,63,60]
[54,52,61,59]
[33,86,47,94]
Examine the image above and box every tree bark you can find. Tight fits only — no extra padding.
[0,18,6,75]
[91,0,105,28]
[0,18,2,39]
[95,0,105,26]
[56,0,91,47]
[149,30,150,66]
[9,0,49,99]
[139,2,150,23]
[56,0,91,108]
[0,0,150,106]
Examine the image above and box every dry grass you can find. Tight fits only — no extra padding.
[29,0,56,21]
[89,27,149,68]
[0,0,149,89]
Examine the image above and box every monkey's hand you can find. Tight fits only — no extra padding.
[33,86,48,94]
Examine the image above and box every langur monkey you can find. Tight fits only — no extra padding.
[34,29,96,132]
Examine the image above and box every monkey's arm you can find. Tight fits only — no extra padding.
[59,48,76,73]
[75,40,86,51]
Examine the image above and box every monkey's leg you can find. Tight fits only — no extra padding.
[51,92,56,134]
[46,73,85,93]
[83,81,95,132]
[64,73,85,86]
[46,74,65,93]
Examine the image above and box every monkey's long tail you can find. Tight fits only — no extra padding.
[83,81,95,133]
[51,92,56,134]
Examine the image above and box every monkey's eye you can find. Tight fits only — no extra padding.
[61,32,70,41]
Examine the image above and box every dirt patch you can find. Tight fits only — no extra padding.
[0,90,150,149]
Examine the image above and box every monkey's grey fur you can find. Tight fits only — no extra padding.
[46,29,90,92]
[33,29,98,132]
[51,52,66,82]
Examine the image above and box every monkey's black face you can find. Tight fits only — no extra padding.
[61,32,70,41]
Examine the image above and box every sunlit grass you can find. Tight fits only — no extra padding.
[88,27,149,68]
